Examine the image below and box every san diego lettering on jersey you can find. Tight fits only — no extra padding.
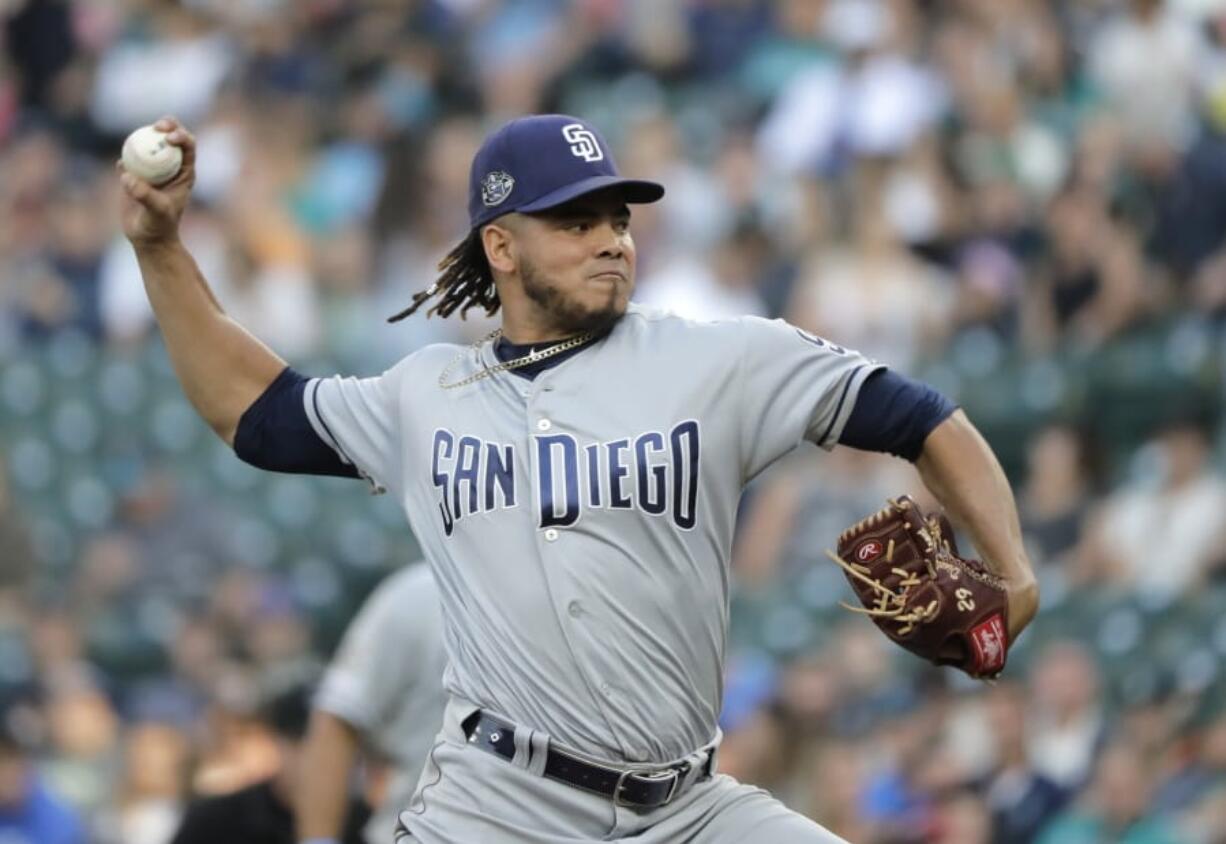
[431,420,700,535]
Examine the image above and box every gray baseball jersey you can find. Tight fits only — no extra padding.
[304,304,881,765]
[314,561,447,844]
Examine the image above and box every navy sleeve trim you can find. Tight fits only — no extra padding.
[234,367,361,478]
[818,364,866,446]
[838,369,958,462]
[308,376,354,466]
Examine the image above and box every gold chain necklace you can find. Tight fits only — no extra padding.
[438,328,597,390]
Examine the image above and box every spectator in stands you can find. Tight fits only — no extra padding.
[1074,414,1226,598]
[14,169,112,342]
[801,741,872,844]
[1031,189,1151,349]
[1019,423,1096,567]
[97,721,190,844]
[1152,705,1226,819]
[88,4,233,137]
[979,682,1069,844]
[854,696,943,841]
[931,789,993,844]
[635,219,771,321]
[0,699,86,844]
[787,163,955,373]
[171,679,365,844]
[3,0,78,112]
[1026,641,1106,791]
[1087,0,1206,161]
[1037,740,1182,844]
[39,674,120,823]
[1149,113,1226,281]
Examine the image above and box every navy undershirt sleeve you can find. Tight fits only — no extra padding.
[233,367,361,478]
[838,369,958,461]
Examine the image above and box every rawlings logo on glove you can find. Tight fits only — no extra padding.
[826,496,1011,679]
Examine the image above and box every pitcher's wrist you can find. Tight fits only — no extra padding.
[132,234,185,256]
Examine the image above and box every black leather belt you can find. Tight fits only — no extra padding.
[461,711,713,809]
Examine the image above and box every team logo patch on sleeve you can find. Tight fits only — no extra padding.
[482,171,515,207]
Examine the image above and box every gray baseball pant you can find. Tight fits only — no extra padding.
[394,698,848,843]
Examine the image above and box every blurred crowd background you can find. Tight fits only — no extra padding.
[4,0,1226,841]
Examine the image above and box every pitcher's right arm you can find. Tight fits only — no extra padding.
[120,117,286,445]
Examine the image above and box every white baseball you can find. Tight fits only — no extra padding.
[121,125,184,186]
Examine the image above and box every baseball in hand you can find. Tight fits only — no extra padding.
[121,125,183,186]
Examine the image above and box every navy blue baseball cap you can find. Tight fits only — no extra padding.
[467,114,664,229]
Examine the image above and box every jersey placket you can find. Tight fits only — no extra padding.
[518,363,632,759]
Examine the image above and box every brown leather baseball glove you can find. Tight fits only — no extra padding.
[827,496,1011,679]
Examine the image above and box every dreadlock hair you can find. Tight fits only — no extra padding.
[387,228,500,323]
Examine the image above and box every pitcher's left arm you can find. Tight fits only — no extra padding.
[914,410,1039,639]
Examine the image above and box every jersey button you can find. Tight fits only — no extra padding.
[544,528,560,542]
[537,419,552,431]
[567,600,582,617]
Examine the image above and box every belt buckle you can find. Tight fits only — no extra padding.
[613,768,680,809]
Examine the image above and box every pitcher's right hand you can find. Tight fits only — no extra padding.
[118,116,196,248]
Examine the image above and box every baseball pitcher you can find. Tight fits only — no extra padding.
[119,113,1038,843]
